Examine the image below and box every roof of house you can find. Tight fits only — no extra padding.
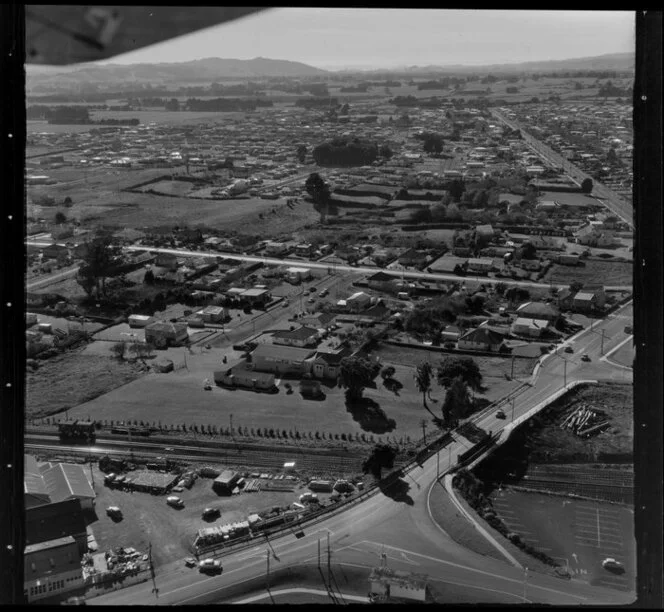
[42,463,96,502]
[241,288,270,297]
[348,291,370,301]
[145,321,188,334]
[367,271,395,282]
[273,326,319,341]
[513,317,550,327]
[252,344,316,362]
[459,327,506,345]
[302,312,336,327]
[574,292,596,301]
[313,346,353,365]
[25,499,86,546]
[516,301,560,317]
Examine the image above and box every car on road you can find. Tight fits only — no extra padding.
[184,557,197,568]
[202,507,221,520]
[164,447,174,452]
[198,558,223,574]
[307,297,315,303]
[581,354,591,362]
[564,346,573,354]
[602,558,625,573]
[495,410,506,419]
[319,289,329,297]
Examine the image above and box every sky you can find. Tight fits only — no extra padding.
[104,9,635,70]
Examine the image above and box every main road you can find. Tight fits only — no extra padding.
[89,302,633,606]
[489,109,634,229]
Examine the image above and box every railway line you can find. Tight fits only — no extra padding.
[511,478,633,505]
[25,433,369,476]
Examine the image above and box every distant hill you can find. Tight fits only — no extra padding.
[340,53,635,75]
[26,56,328,86]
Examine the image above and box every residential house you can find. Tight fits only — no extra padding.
[428,256,468,274]
[572,291,604,313]
[294,243,315,257]
[441,325,462,343]
[155,253,178,270]
[467,258,494,273]
[24,536,85,603]
[511,317,550,338]
[213,362,276,392]
[308,345,353,380]
[240,288,271,307]
[144,321,188,348]
[300,312,337,331]
[42,244,69,261]
[367,271,397,293]
[458,327,506,352]
[40,463,96,512]
[264,241,290,256]
[581,284,606,309]
[556,288,575,310]
[251,344,316,377]
[272,326,320,348]
[398,248,429,269]
[196,305,228,323]
[515,301,560,323]
[346,292,372,312]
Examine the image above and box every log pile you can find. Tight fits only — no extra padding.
[560,404,611,438]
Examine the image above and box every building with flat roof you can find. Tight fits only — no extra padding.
[24,536,85,603]
[26,499,88,557]
[213,470,240,495]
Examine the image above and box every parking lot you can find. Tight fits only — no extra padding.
[489,489,635,593]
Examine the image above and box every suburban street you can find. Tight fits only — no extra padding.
[489,110,634,229]
[87,302,634,605]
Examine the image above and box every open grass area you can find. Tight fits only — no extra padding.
[544,259,632,287]
[26,351,145,418]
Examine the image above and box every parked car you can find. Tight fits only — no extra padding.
[319,289,328,297]
[602,558,624,573]
[202,507,221,520]
[198,558,223,574]
[581,354,591,362]
[106,506,122,519]
[564,346,573,353]
[495,410,506,419]
[166,496,184,508]
[184,557,197,568]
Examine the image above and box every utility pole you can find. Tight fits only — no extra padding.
[327,531,331,591]
[266,549,270,593]
[563,358,567,388]
[600,329,606,355]
[511,355,515,380]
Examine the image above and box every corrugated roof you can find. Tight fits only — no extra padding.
[42,463,95,502]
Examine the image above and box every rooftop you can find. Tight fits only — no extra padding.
[252,344,316,362]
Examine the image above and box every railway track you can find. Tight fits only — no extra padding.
[512,477,633,504]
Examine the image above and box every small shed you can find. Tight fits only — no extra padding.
[213,470,240,495]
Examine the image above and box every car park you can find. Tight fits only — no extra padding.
[198,558,223,574]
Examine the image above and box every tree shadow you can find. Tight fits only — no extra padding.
[378,475,414,505]
[345,397,396,434]
[383,378,403,396]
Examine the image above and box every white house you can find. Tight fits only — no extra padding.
[345,292,372,312]
[511,317,550,338]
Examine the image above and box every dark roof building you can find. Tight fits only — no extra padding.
[26,499,88,556]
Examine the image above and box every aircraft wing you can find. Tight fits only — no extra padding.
[26,5,269,65]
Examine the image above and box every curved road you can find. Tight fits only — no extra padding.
[88,302,633,606]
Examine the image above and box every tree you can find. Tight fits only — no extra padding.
[296,144,307,163]
[305,172,331,223]
[54,211,67,225]
[448,179,465,202]
[362,443,397,479]
[381,366,396,380]
[414,362,437,419]
[441,376,471,427]
[143,269,155,285]
[338,356,378,402]
[76,230,121,299]
[581,178,593,194]
[111,341,126,360]
[437,357,483,393]
[379,144,393,159]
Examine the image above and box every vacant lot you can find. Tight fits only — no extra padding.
[26,351,145,418]
[544,259,632,287]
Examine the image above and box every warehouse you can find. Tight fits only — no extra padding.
[213,363,277,392]
[39,462,96,512]
[251,344,316,377]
